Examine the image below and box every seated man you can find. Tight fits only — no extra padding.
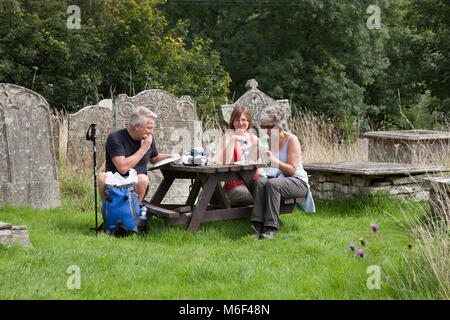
[98,106,175,206]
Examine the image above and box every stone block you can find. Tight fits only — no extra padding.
[351,176,371,187]
[372,181,392,187]
[322,182,335,191]
[350,186,361,194]
[337,184,350,194]
[327,174,351,185]
[0,222,33,248]
[362,186,391,195]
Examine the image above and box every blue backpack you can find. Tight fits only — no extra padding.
[101,183,147,236]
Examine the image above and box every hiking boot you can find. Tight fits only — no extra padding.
[260,227,278,239]
[250,222,263,238]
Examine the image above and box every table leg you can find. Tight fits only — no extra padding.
[213,182,231,209]
[185,178,201,207]
[186,174,218,233]
[150,174,175,205]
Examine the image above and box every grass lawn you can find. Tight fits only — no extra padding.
[1,193,437,300]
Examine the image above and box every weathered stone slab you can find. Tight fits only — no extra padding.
[364,130,450,164]
[0,221,33,248]
[220,79,291,134]
[303,162,449,176]
[0,83,61,209]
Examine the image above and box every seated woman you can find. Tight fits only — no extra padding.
[251,104,315,239]
[221,105,261,205]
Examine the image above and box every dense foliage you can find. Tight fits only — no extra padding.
[0,0,231,114]
[161,0,449,130]
[0,0,448,129]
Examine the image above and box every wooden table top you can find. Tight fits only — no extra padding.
[159,163,267,173]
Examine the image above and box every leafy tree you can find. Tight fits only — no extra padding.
[161,0,448,130]
[0,0,230,115]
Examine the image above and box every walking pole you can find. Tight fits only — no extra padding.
[86,123,98,236]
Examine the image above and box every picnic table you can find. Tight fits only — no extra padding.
[145,163,304,233]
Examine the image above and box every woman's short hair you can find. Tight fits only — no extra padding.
[259,103,287,130]
[228,105,252,130]
[128,106,157,129]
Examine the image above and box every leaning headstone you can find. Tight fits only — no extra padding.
[220,79,291,134]
[363,130,450,165]
[114,90,202,204]
[0,83,61,209]
[67,105,113,171]
[0,221,33,248]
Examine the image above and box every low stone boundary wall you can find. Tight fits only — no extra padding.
[304,162,450,201]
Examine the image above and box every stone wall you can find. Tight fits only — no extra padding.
[304,161,450,202]
[309,172,431,201]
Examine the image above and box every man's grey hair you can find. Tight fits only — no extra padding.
[128,106,157,129]
[259,103,288,131]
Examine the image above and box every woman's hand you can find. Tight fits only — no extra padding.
[266,151,279,167]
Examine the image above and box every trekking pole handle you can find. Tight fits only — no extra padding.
[86,123,96,142]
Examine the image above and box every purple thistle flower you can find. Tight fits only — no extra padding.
[359,237,366,246]
[349,243,355,251]
[408,244,413,250]
[371,224,379,232]
[356,249,364,258]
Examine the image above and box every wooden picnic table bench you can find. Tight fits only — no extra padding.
[145,163,305,233]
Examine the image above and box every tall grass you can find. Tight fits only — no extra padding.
[289,110,367,163]
[382,184,449,299]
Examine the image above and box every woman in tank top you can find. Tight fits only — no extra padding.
[251,104,315,239]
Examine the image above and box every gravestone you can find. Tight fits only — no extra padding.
[363,130,450,165]
[114,90,202,204]
[304,161,450,201]
[0,83,61,208]
[67,105,113,171]
[220,79,291,134]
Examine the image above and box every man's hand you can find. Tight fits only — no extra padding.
[141,134,152,151]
